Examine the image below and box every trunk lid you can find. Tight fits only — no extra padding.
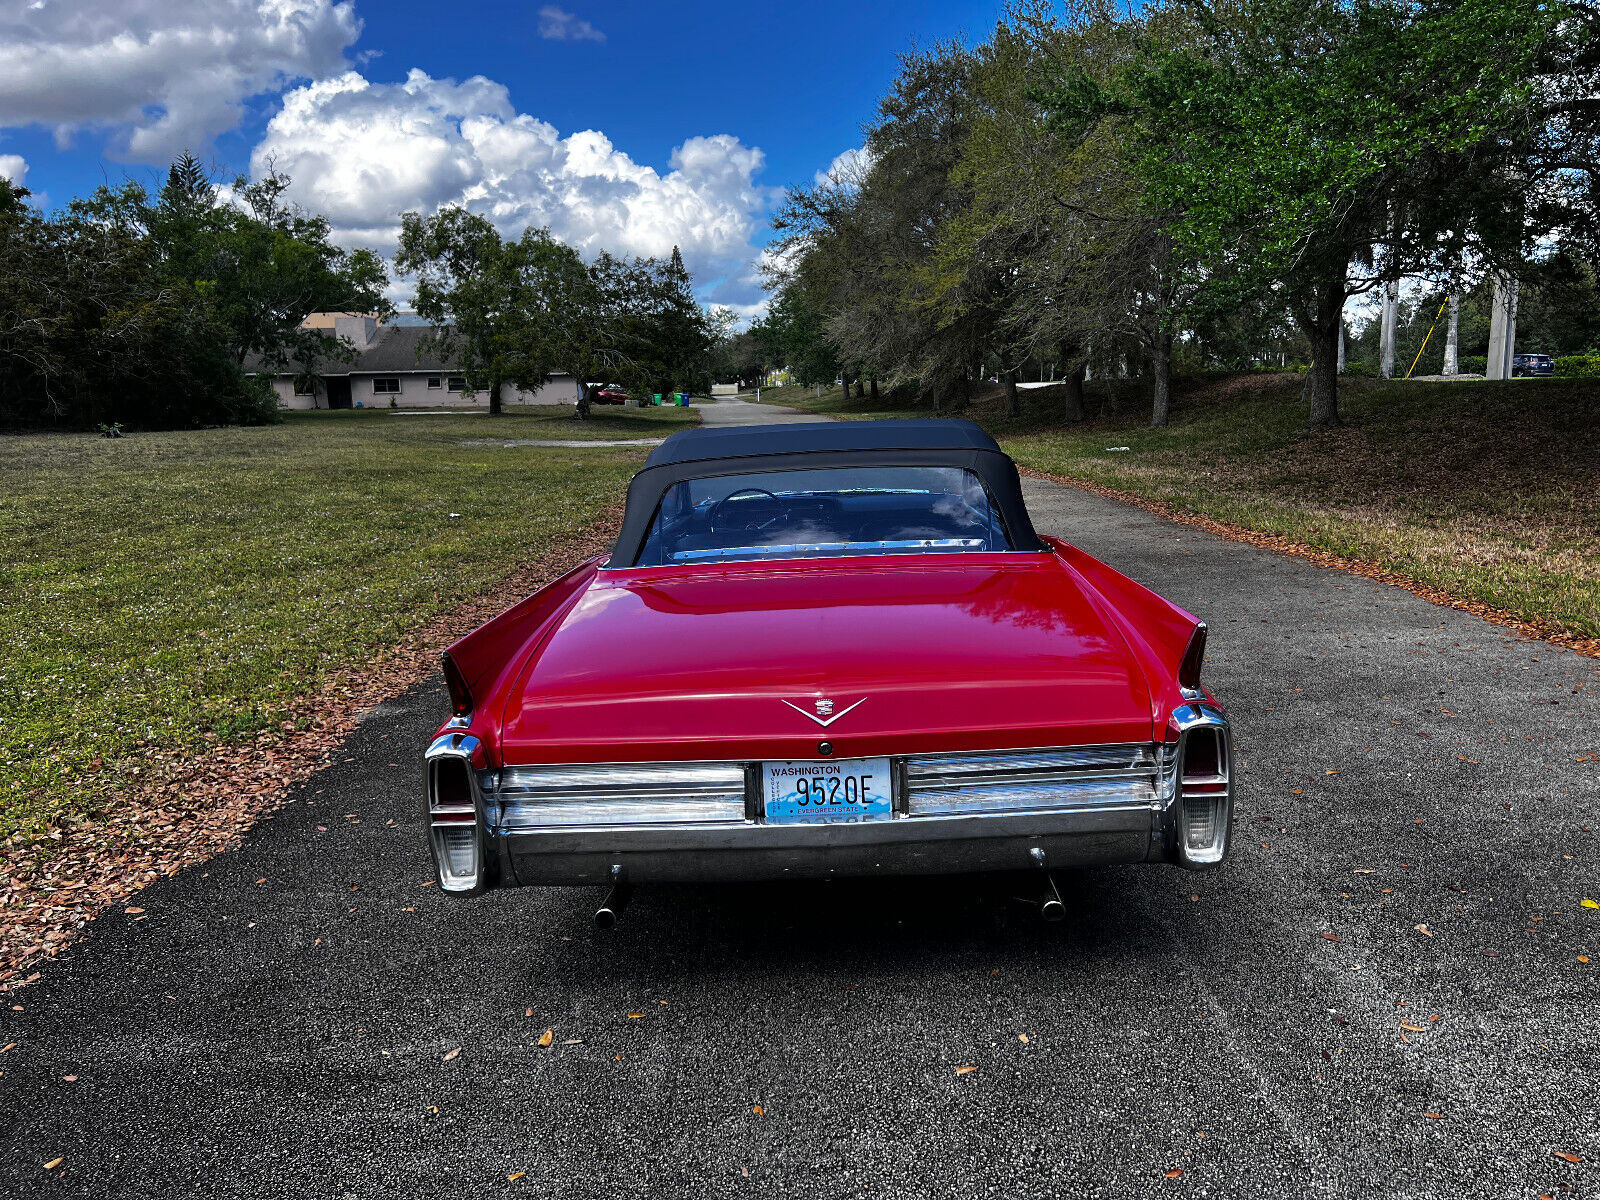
[498,553,1154,764]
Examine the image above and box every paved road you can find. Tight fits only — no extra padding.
[2,409,1596,1198]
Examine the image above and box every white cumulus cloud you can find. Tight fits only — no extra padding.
[537,5,604,42]
[815,145,873,188]
[252,69,772,304]
[0,0,361,161]
[0,154,26,185]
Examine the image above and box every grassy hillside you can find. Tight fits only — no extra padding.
[759,375,1600,646]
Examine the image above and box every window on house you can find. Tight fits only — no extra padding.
[427,376,442,389]
[292,377,316,396]
[372,377,401,394]
[447,376,466,392]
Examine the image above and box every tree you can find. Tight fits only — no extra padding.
[395,208,541,416]
[1107,0,1555,427]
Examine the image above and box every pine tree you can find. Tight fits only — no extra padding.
[160,151,214,214]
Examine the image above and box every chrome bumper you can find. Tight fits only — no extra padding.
[424,706,1233,891]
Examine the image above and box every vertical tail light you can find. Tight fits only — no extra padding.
[1168,706,1231,868]
[425,733,491,893]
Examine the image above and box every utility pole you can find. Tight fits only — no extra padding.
[1379,280,1399,378]
[1336,321,1346,374]
[1442,293,1460,376]
[1486,274,1519,379]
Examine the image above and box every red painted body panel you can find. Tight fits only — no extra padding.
[1043,536,1204,726]
[482,551,1157,764]
[438,544,1208,768]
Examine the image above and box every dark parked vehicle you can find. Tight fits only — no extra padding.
[1512,354,1554,377]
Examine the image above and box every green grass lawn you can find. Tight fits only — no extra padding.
[0,403,698,846]
[759,376,1600,643]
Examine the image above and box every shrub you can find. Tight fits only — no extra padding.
[1458,355,1488,375]
[1553,352,1600,378]
[1342,359,1378,378]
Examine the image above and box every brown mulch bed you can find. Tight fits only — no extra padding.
[1021,466,1600,663]
[0,512,621,992]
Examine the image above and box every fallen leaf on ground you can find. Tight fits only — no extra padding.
[62,1075,77,1082]
[427,1105,439,1114]
[752,1105,763,1116]
[1018,1033,1030,1044]
[508,1172,526,1182]
[44,1158,62,1170]
[1424,1112,1442,1119]
[1320,932,1341,942]
[954,1065,977,1075]
[1582,899,1598,910]
[124,907,144,915]
[1165,1168,1184,1179]
[626,1012,645,1019]
[1553,1151,1583,1164]
[1354,868,1375,874]
[441,1047,460,1062]
[1400,1022,1428,1032]
[1415,924,1433,937]
[525,1008,533,1017]
[1580,956,1591,963]
[538,1028,553,1048]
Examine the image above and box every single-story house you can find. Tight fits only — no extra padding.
[251,315,580,410]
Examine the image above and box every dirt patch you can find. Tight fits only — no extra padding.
[0,512,622,991]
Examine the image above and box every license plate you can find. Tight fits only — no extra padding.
[763,757,894,825]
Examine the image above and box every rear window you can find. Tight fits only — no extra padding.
[635,466,1012,566]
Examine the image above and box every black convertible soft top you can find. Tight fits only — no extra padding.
[642,418,1004,467]
[611,418,1045,566]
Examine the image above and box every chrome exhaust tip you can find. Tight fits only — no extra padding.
[1039,872,1066,923]
[594,865,631,930]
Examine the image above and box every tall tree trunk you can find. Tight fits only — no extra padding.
[1379,280,1398,379]
[1148,331,1173,428]
[840,371,850,405]
[1063,359,1087,424]
[1442,293,1460,375]
[1004,368,1021,418]
[854,379,864,398]
[489,377,503,416]
[869,376,879,401]
[951,373,970,411]
[1302,280,1343,429]
[576,381,594,420]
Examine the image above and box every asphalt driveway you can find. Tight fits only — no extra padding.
[1,452,1596,1197]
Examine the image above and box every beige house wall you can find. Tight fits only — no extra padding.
[270,373,582,410]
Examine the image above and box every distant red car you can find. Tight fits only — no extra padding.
[424,420,1232,922]
[591,382,628,405]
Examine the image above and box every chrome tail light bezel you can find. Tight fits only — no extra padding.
[1166,703,1233,869]
[424,731,495,894]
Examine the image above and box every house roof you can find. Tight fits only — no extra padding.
[248,326,570,378]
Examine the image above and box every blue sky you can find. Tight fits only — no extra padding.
[0,0,1006,314]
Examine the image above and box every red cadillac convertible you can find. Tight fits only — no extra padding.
[424,420,1232,923]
